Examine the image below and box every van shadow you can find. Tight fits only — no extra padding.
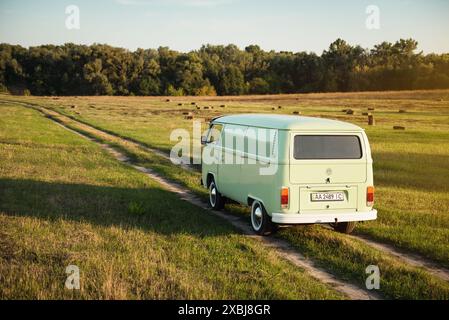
[0,178,234,237]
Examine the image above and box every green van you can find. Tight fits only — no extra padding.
[201,114,376,235]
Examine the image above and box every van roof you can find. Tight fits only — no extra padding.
[213,114,363,131]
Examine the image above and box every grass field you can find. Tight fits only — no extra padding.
[1,89,449,299]
[0,103,344,299]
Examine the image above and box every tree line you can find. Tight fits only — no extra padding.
[1,38,448,96]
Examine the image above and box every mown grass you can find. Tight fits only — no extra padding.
[0,103,343,300]
[17,99,449,299]
[3,90,447,267]
[2,90,449,299]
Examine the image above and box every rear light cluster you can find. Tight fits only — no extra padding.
[281,187,289,209]
[367,186,375,207]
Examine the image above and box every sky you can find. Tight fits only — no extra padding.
[0,0,448,54]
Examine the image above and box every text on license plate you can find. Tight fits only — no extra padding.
[311,192,345,202]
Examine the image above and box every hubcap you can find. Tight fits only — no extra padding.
[254,207,262,219]
[251,204,263,230]
[209,184,217,206]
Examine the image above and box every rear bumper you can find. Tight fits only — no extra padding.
[271,209,377,224]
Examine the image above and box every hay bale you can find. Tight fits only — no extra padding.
[272,107,276,111]
[398,109,406,113]
[292,111,300,115]
[220,104,226,108]
[341,109,348,113]
[204,106,210,110]
[191,102,196,105]
[182,112,192,116]
[362,112,371,116]
[178,103,183,106]
[165,99,171,102]
[196,106,201,110]
[368,107,375,111]
[278,106,282,109]
[70,105,77,109]
[393,126,405,130]
[184,115,194,120]
[346,109,354,115]
[368,115,375,126]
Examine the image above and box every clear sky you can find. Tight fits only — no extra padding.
[0,0,448,54]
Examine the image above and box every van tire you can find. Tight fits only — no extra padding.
[251,201,275,236]
[332,222,357,234]
[208,180,224,210]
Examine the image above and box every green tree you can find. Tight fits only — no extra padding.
[322,39,366,91]
[219,65,246,95]
[249,77,270,94]
[83,59,114,95]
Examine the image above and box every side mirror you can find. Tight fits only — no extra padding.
[201,136,207,145]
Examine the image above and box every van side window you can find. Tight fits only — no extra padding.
[294,135,362,159]
[206,124,223,144]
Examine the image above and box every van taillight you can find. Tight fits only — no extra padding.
[367,186,374,207]
[281,187,289,209]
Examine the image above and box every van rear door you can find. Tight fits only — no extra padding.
[289,132,367,212]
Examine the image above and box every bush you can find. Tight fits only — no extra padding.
[166,85,185,96]
[194,84,217,96]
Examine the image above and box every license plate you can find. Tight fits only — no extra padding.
[311,192,345,202]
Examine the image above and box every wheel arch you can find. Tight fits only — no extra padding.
[247,195,265,208]
[206,172,216,187]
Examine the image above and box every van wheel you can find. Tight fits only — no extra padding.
[208,180,224,210]
[332,222,357,234]
[251,201,275,236]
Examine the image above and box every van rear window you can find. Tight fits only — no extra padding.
[294,135,362,159]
